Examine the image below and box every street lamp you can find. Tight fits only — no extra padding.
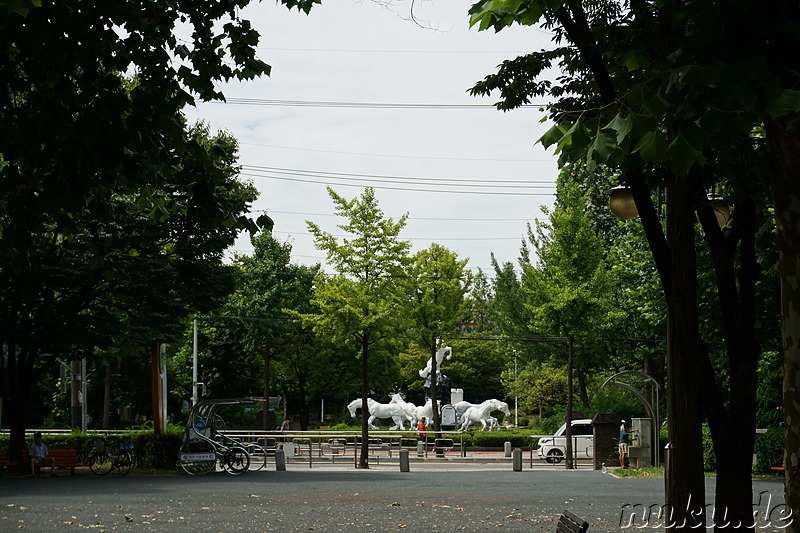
[603,186,730,226]
[513,349,518,427]
[604,186,639,219]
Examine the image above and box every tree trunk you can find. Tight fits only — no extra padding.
[298,377,309,430]
[703,188,759,532]
[7,341,31,465]
[150,341,163,435]
[576,367,590,410]
[261,346,271,430]
[358,332,370,469]
[430,340,440,433]
[70,358,81,429]
[663,174,706,529]
[767,115,800,531]
[714,427,757,530]
[102,361,111,430]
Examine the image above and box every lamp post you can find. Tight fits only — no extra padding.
[513,349,518,427]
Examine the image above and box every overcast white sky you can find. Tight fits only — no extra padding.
[182,1,560,274]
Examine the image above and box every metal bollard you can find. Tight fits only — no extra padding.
[504,441,512,457]
[400,449,410,472]
[512,448,522,471]
[417,442,425,457]
[275,449,286,471]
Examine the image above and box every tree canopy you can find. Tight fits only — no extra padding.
[468,0,799,527]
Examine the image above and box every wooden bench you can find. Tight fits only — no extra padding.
[0,450,17,466]
[556,510,589,533]
[22,449,87,476]
[0,450,18,476]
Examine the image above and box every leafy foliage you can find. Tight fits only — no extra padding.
[0,0,316,455]
[754,427,785,474]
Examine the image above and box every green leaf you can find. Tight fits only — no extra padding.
[588,127,617,161]
[633,131,667,164]
[766,89,800,119]
[539,123,567,149]
[623,50,650,72]
[604,113,634,145]
[665,134,700,175]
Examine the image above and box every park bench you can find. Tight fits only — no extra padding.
[22,449,87,476]
[556,510,589,533]
[0,450,18,476]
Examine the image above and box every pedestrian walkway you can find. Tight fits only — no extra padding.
[0,468,788,532]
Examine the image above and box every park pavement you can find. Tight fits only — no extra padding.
[0,465,788,532]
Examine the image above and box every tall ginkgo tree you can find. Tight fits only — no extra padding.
[402,244,470,431]
[302,187,410,468]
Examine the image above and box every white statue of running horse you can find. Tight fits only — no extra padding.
[347,398,412,430]
[458,399,510,431]
[388,394,435,427]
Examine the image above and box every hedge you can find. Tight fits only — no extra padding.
[1,430,183,470]
[754,427,784,474]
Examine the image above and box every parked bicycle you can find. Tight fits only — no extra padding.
[89,441,133,476]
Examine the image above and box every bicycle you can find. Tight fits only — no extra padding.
[89,441,133,476]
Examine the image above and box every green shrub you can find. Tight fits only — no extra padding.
[754,427,784,474]
[468,430,530,448]
[3,430,183,470]
[702,425,716,472]
[129,431,183,470]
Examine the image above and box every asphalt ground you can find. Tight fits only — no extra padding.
[0,466,788,532]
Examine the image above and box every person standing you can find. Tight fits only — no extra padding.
[619,421,629,468]
[417,417,427,441]
[28,432,56,477]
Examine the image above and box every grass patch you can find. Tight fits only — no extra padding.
[612,466,665,478]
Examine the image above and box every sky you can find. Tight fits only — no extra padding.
[182,1,560,274]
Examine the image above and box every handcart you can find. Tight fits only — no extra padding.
[178,397,267,475]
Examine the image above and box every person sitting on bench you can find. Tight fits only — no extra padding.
[29,432,56,477]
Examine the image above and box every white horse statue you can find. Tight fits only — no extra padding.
[388,393,417,423]
[458,399,510,431]
[347,398,412,430]
[453,400,479,422]
[419,345,452,379]
[388,394,436,427]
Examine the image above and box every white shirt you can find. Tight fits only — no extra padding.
[29,441,48,459]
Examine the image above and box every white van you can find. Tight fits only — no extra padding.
[536,419,594,463]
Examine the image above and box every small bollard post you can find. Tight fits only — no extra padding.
[275,449,286,471]
[417,442,425,457]
[400,449,410,472]
[512,448,522,471]
[504,441,512,457]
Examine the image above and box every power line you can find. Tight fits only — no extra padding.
[258,47,530,54]
[242,165,553,186]
[271,230,524,241]
[244,172,555,196]
[241,165,556,196]
[264,210,534,222]
[239,141,555,163]
[220,98,546,109]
